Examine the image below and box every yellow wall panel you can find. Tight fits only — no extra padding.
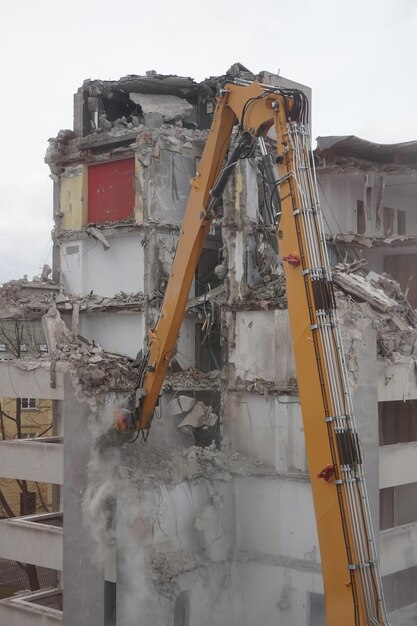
[60,165,87,230]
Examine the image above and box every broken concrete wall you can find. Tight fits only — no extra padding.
[81,386,324,626]
[60,232,145,297]
[146,131,203,223]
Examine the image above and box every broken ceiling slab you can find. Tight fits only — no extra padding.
[106,73,205,98]
[186,285,225,311]
[333,269,399,313]
[0,279,60,315]
[164,369,220,391]
[129,93,193,123]
[238,275,287,310]
[169,395,196,416]
[177,400,218,432]
[86,226,110,251]
[327,233,417,248]
[316,135,417,165]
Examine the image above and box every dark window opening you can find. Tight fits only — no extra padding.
[380,487,394,530]
[357,200,366,235]
[20,492,36,516]
[82,89,140,134]
[194,240,222,375]
[195,324,221,373]
[384,254,417,307]
[174,590,190,626]
[21,398,37,410]
[195,244,223,298]
[82,90,92,137]
[397,209,406,235]
[380,483,417,530]
[383,206,395,236]
[365,185,372,220]
[379,400,417,445]
[101,91,137,123]
[309,592,325,626]
[104,581,116,626]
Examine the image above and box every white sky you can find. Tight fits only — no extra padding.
[0,0,416,283]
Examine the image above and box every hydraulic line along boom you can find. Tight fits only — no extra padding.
[122,81,390,625]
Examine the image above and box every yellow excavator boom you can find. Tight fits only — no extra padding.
[126,80,390,626]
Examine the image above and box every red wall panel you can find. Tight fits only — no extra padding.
[88,158,135,223]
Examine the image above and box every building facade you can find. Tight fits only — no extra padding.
[0,66,416,625]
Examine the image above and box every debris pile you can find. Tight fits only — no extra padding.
[57,291,146,313]
[164,369,220,391]
[234,375,297,395]
[327,232,417,249]
[240,274,287,310]
[42,304,135,397]
[57,342,135,396]
[332,262,417,360]
[0,273,58,320]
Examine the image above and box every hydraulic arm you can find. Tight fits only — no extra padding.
[125,80,390,625]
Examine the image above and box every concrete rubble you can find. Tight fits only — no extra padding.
[333,261,417,362]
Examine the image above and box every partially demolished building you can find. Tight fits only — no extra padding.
[0,66,416,626]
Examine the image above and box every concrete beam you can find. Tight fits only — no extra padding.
[380,522,417,576]
[380,442,417,489]
[0,590,62,625]
[0,361,64,400]
[0,513,63,570]
[0,438,63,484]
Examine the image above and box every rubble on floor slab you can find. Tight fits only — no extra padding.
[327,233,417,249]
[0,275,60,320]
[57,291,146,313]
[333,261,417,362]
[234,376,298,395]
[56,216,137,238]
[333,265,399,313]
[42,304,135,398]
[164,369,220,391]
[239,275,287,310]
[0,273,146,319]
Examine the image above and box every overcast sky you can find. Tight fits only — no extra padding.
[0,0,416,283]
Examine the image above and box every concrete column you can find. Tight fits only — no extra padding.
[62,378,105,626]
